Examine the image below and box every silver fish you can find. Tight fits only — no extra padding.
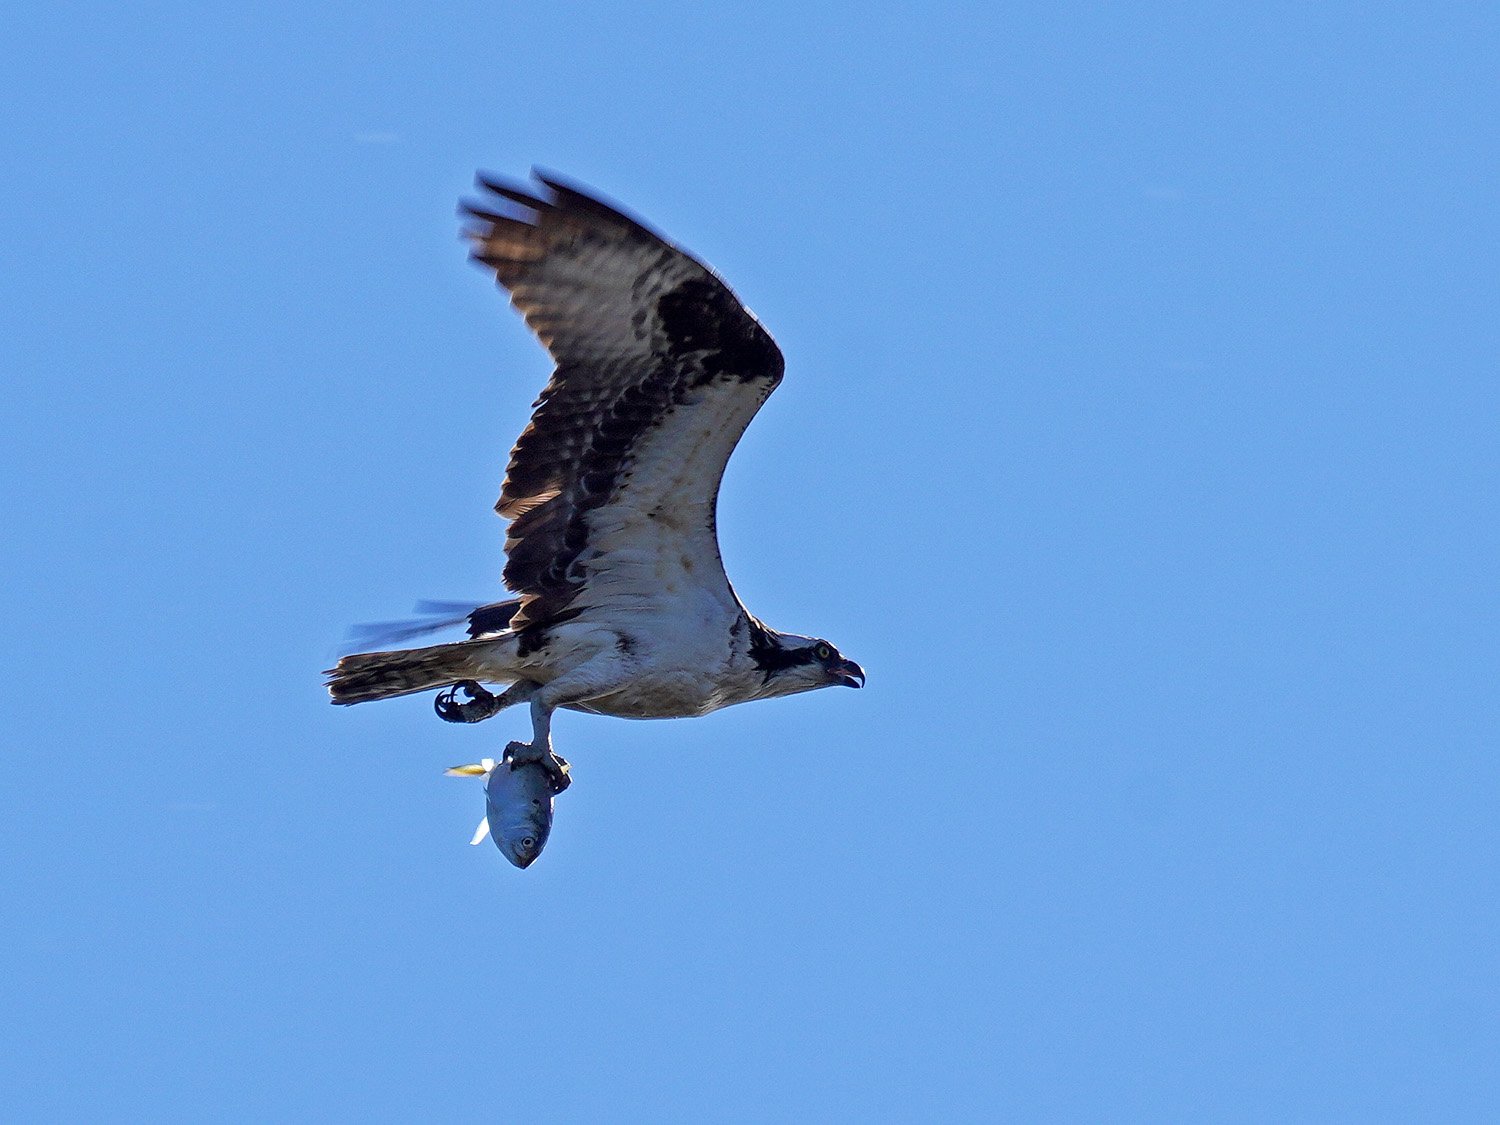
[446,756,558,868]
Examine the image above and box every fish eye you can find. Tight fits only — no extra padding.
[531,798,543,808]
[521,836,536,849]
[814,643,832,661]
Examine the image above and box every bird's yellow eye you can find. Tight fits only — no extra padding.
[815,643,832,661]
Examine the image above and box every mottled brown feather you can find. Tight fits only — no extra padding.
[462,171,784,633]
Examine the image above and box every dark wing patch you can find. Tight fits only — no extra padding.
[656,277,783,383]
[461,171,784,631]
[464,598,521,637]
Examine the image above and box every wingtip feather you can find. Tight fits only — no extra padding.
[475,171,551,211]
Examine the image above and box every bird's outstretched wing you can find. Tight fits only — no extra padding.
[461,171,784,633]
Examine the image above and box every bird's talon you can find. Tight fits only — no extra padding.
[434,681,499,723]
[502,741,571,793]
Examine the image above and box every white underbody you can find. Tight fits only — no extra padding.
[467,597,773,720]
[465,371,792,721]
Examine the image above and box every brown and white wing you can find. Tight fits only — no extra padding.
[461,171,784,633]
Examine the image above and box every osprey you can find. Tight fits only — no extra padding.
[326,170,864,789]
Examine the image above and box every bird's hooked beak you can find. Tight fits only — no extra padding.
[832,657,865,689]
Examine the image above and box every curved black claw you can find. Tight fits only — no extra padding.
[434,681,501,724]
[503,741,572,794]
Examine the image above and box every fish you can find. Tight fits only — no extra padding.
[445,755,563,868]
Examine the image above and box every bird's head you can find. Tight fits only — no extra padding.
[752,630,865,699]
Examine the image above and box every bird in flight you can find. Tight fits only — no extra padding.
[326,170,864,790]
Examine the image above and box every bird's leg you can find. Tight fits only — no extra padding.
[501,646,637,794]
[504,699,571,794]
[434,680,536,724]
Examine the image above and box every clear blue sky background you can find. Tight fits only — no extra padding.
[3,3,1496,1120]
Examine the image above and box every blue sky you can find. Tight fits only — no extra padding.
[3,2,1496,1120]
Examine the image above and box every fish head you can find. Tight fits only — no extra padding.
[484,760,555,869]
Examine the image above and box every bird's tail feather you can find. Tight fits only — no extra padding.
[324,638,501,705]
